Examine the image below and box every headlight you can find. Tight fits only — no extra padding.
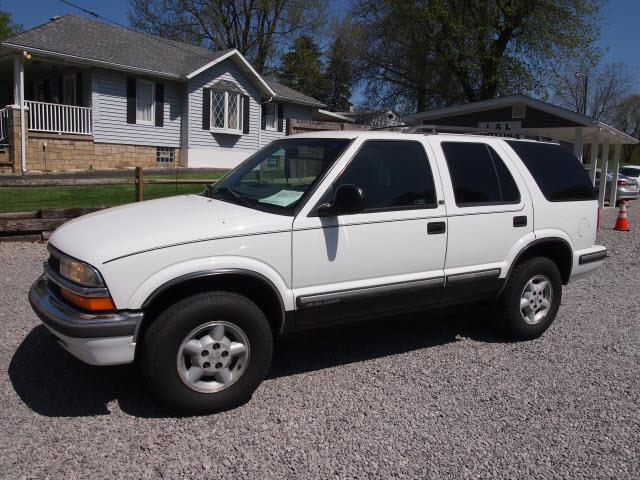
[58,255,104,287]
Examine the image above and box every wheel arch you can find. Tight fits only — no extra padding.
[138,269,287,343]
[499,237,573,296]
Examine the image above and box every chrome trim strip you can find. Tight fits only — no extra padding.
[446,268,501,285]
[297,277,444,308]
[103,229,292,264]
[44,262,109,298]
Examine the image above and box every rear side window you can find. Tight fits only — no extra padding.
[442,142,520,206]
[336,140,437,211]
[506,141,596,201]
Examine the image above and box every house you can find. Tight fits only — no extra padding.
[0,14,325,172]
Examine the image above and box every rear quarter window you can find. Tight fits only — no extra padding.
[506,141,596,202]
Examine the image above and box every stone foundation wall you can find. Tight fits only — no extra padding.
[25,134,181,171]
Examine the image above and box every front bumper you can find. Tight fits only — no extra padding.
[28,275,143,365]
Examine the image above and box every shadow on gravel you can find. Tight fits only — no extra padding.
[9,305,502,418]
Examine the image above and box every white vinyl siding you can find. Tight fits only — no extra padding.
[188,58,260,151]
[91,69,182,147]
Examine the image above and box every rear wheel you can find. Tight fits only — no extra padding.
[499,257,562,340]
[141,291,273,414]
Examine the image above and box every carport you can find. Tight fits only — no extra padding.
[404,94,639,207]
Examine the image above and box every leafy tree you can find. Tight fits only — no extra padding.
[128,0,326,74]
[0,9,23,41]
[277,36,329,102]
[611,95,640,163]
[324,37,354,111]
[351,0,602,113]
[549,48,633,122]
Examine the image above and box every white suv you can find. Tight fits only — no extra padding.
[29,132,607,414]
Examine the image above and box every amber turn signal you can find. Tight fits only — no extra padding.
[60,289,116,311]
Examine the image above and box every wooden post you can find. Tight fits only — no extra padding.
[135,166,144,202]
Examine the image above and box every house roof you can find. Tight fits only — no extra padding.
[1,14,324,106]
[264,80,325,108]
[403,94,637,145]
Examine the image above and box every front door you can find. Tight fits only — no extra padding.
[292,139,448,330]
[430,138,534,302]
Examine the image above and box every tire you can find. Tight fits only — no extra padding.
[499,257,562,341]
[140,291,273,414]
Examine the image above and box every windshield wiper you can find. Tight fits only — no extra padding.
[211,185,253,206]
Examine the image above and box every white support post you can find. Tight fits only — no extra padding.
[573,127,584,163]
[13,55,26,173]
[610,143,621,207]
[589,134,599,185]
[597,140,610,207]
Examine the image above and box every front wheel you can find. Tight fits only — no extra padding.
[141,291,273,414]
[499,257,562,340]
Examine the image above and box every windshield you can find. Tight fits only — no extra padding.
[205,138,352,215]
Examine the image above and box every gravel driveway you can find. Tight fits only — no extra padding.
[1,207,638,479]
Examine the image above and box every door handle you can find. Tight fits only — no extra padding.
[427,221,446,234]
[513,216,527,227]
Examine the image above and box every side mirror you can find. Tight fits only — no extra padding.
[317,184,365,216]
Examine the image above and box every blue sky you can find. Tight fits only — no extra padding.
[3,0,639,93]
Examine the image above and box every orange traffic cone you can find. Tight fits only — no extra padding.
[614,201,629,231]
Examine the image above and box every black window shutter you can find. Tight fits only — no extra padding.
[277,103,284,132]
[243,95,250,134]
[261,103,267,130]
[126,77,136,124]
[75,71,83,106]
[202,88,210,130]
[155,82,164,127]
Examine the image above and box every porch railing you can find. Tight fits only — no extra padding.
[0,107,9,142]
[25,100,93,136]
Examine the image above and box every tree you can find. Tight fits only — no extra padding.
[128,0,326,74]
[0,9,23,41]
[324,37,354,111]
[611,95,640,163]
[549,51,634,122]
[351,0,602,113]
[277,36,329,102]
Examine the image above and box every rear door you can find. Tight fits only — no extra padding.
[429,137,534,302]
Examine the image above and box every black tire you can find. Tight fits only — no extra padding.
[499,257,562,341]
[140,291,273,414]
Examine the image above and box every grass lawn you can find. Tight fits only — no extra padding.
[0,172,227,213]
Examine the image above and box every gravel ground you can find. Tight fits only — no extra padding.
[1,206,638,479]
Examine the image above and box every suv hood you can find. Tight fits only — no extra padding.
[49,195,293,266]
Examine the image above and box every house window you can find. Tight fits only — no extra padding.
[156,147,174,164]
[264,103,277,130]
[63,73,76,105]
[136,80,155,124]
[33,80,46,102]
[210,90,243,132]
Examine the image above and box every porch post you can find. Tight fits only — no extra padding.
[13,54,26,173]
[610,143,621,207]
[597,140,609,208]
[588,131,599,185]
[573,127,584,163]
